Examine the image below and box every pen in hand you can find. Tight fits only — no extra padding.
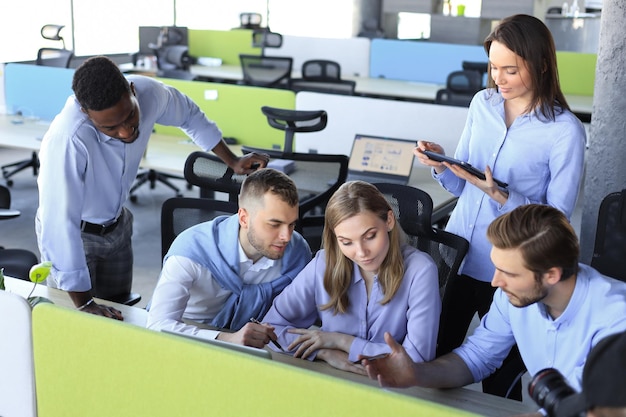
[249,318,284,352]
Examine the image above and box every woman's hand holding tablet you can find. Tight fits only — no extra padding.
[422,150,508,188]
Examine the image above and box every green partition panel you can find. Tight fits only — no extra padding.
[188,29,260,65]
[557,51,597,96]
[155,78,295,150]
[32,304,474,417]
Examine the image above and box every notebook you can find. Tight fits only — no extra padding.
[346,134,416,185]
[162,329,273,360]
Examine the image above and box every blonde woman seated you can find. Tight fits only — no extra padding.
[262,181,441,374]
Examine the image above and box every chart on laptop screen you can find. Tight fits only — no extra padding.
[346,134,416,184]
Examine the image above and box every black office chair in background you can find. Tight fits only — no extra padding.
[161,197,239,260]
[461,61,488,88]
[36,24,74,68]
[591,189,626,283]
[0,185,40,280]
[238,12,263,29]
[242,105,348,252]
[154,44,197,81]
[239,54,293,88]
[240,30,292,88]
[435,70,483,107]
[2,24,73,186]
[183,151,247,202]
[289,59,356,95]
[371,182,469,298]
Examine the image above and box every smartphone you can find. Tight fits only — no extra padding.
[352,353,390,364]
[422,150,508,188]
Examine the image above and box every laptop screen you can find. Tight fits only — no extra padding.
[347,134,416,184]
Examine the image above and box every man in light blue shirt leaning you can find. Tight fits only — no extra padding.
[362,204,626,416]
[35,56,269,320]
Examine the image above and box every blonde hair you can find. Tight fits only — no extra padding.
[320,181,404,314]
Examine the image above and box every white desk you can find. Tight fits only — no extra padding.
[3,276,148,327]
[0,115,49,152]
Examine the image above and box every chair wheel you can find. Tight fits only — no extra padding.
[6,179,13,187]
[130,195,138,203]
[176,193,183,198]
[186,183,193,190]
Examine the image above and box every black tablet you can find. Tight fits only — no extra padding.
[422,150,508,188]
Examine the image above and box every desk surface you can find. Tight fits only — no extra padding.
[0,115,49,151]
[269,352,535,416]
[3,276,148,327]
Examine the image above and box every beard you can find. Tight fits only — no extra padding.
[506,281,548,308]
[246,227,284,261]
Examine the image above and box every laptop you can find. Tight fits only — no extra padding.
[162,329,273,360]
[346,134,416,185]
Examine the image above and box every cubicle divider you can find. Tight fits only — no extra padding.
[265,35,371,78]
[188,29,260,66]
[369,39,487,84]
[32,303,470,417]
[294,91,467,157]
[0,290,37,417]
[4,63,74,121]
[556,51,596,97]
[155,77,295,150]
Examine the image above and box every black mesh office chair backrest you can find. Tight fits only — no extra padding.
[591,189,626,282]
[435,70,483,107]
[239,12,263,29]
[36,24,73,68]
[289,60,356,95]
[161,197,239,260]
[184,151,247,202]
[239,54,293,88]
[372,182,469,296]
[302,60,341,80]
[260,106,327,153]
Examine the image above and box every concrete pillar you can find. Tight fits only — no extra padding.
[579,0,626,263]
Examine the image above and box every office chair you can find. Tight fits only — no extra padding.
[251,30,283,51]
[591,189,626,282]
[289,60,356,95]
[371,182,469,297]
[462,61,488,88]
[260,106,327,154]
[161,197,239,260]
[239,54,293,88]
[1,24,72,186]
[154,44,197,81]
[243,105,348,251]
[36,24,74,68]
[0,185,40,281]
[435,70,483,107]
[239,12,263,29]
[183,151,248,202]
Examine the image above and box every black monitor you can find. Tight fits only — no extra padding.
[138,26,188,55]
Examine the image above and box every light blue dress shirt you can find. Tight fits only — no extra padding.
[435,89,587,282]
[454,264,626,391]
[262,245,441,363]
[37,75,222,292]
